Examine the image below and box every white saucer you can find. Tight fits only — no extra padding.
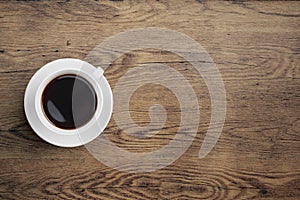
[24,58,113,147]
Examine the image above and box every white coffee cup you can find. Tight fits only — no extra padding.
[24,58,113,147]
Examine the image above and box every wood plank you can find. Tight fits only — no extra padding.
[0,0,299,199]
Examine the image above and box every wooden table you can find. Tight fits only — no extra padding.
[0,1,299,199]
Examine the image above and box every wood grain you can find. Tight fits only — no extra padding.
[0,0,299,199]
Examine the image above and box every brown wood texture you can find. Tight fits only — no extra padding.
[0,0,299,199]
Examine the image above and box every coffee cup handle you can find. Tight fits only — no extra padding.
[93,67,104,79]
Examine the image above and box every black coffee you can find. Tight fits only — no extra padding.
[42,74,97,129]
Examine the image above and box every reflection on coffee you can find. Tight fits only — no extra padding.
[42,74,97,129]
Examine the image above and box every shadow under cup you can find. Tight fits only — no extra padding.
[41,74,98,130]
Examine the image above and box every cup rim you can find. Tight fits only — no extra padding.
[35,68,104,135]
[24,58,113,147]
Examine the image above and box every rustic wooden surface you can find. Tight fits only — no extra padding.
[0,0,299,199]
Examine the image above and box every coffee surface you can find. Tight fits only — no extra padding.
[42,74,97,129]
